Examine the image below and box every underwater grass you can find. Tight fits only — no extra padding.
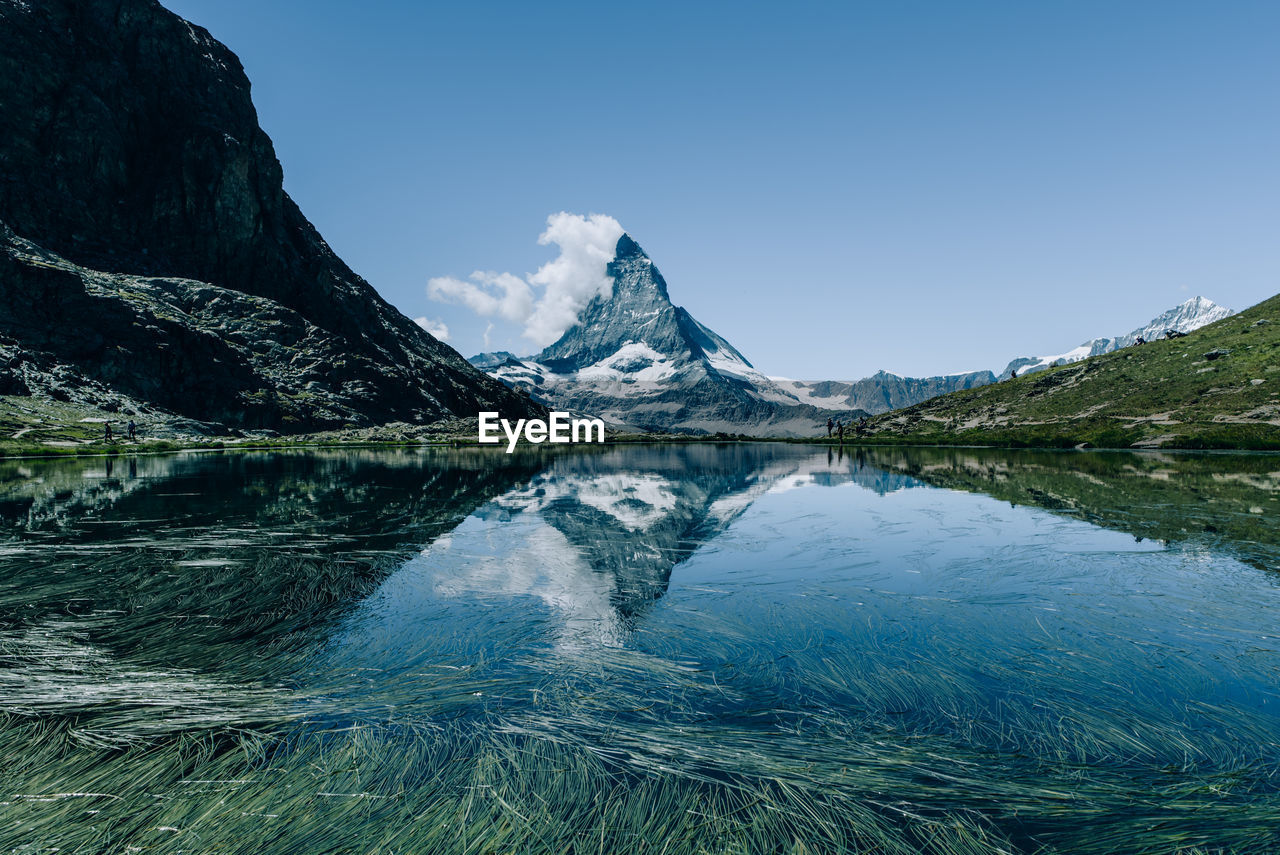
[3,671,1278,855]
[0,715,1036,855]
[3,446,1280,853]
[5,578,1279,854]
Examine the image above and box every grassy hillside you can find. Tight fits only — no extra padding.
[862,292,1280,449]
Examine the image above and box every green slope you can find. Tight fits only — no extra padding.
[862,292,1280,449]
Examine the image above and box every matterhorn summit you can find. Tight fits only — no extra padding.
[470,235,864,436]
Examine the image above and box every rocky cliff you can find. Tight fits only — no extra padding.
[0,0,538,432]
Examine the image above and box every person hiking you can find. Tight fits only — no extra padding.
[127,420,137,441]
[826,417,834,438]
[103,422,113,442]
[836,420,844,443]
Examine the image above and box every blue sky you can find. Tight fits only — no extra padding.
[164,0,1279,379]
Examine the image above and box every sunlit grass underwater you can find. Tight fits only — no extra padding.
[1,445,1279,853]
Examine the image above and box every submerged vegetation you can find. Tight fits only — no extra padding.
[1,446,1278,853]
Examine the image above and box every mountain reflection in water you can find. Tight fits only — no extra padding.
[323,445,900,657]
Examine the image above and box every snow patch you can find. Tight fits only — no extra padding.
[577,342,677,382]
[1015,344,1093,374]
[703,347,774,387]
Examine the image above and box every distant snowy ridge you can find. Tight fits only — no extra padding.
[470,245,1236,430]
[769,297,1233,415]
[771,371,998,416]
[999,296,1233,379]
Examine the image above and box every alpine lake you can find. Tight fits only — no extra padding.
[1,443,1278,854]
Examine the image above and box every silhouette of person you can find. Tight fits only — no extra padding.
[826,417,834,438]
[104,422,113,442]
[127,420,137,441]
[1009,369,1017,379]
[836,420,844,444]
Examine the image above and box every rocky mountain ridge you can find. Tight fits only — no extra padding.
[470,233,1237,433]
[470,234,866,437]
[770,370,998,416]
[0,0,538,435]
[773,297,1234,416]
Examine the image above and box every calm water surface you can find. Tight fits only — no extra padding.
[1,444,1278,853]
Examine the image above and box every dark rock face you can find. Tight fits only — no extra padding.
[0,0,539,430]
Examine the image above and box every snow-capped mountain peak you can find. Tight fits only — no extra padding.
[1125,296,1234,345]
[468,233,866,435]
[1000,296,1234,378]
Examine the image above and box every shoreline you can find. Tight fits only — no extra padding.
[4,432,1279,462]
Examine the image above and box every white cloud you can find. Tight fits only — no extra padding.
[413,316,450,341]
[524,212,625,346]
[426,271,534,324]
[426,212,625,350]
